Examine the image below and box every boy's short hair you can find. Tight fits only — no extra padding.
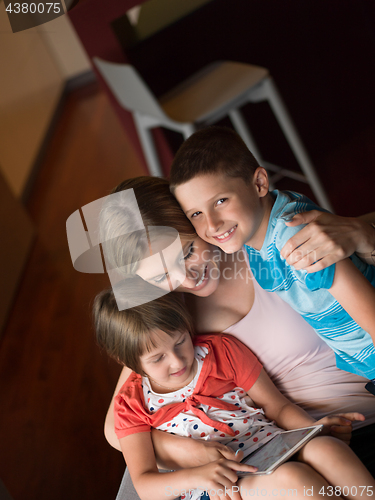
[93,284,194,374]
[169,126,260,191]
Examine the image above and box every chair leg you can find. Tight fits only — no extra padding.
[249,78,333,211]
[229,108,279,188]
[133,114,163,177]
[228,109,263,164]
[180,124,196,140]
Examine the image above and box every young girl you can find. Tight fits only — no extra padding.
[93,287,374,500]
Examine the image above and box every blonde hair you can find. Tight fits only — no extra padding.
[99,176,196,275]
[93,282,194,373]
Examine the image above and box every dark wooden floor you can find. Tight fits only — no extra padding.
[0,80,374,500]
[0,82,146,500]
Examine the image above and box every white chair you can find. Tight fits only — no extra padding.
[93,58,332,211]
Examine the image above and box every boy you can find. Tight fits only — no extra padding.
[169,127,375,391]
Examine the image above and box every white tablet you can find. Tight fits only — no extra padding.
[238,425,323,476]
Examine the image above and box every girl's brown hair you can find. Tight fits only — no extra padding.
[93,281,194,374]
[99,176,196,275]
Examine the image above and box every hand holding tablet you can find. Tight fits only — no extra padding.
[238,425,323,476]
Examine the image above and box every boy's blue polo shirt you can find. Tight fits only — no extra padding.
[245,190,375,379]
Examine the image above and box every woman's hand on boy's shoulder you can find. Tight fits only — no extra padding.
[315,412,365,445]
[280,211,374,272]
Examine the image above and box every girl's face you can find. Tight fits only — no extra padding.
[139,329,196,392]
[136,236,221,297]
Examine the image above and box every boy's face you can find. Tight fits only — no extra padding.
[174,169,270,253]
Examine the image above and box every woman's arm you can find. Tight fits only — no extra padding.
[280,211,375,271]
[121,432,255,500]
[104,365,132,451]
[329,259,375,346]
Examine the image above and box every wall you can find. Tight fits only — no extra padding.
[0,170,34,333]
[0,3,91,332]
[38,13,92,79]
[0,3,91,198]
[133,0,212,40]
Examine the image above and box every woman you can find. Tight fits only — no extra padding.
[100,176,375,476]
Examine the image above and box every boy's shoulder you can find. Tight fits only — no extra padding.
[246,190,335,292]
[267,190,323,251]
[271,189,319,215]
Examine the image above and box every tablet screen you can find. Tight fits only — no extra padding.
[240,426,322,474]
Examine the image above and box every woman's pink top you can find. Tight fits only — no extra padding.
[224,271,375,429]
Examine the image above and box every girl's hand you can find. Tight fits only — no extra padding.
[280,211,373,272]
[191,458,257,500]
[151,431,242,470]
[316,412,365,445]
[192,441,242,467]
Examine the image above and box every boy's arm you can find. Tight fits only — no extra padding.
[329,259,375,346]
[281,211,375,271]
[120,432,255,500]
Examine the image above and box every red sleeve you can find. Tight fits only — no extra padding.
[196,333,262,393]
[114,381,152,439]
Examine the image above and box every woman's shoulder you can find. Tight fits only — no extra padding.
[194,332,253,353]
[187,257,255,333]
[193,301,247,333]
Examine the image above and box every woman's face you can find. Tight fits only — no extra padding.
[136,235,221,297]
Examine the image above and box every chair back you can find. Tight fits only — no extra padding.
[93,57,167,120]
